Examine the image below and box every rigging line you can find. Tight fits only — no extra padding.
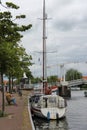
[34,51,57,53]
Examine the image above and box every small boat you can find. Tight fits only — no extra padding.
[29,83,67,119]
[84,91,87,97]
[30,94,67,120]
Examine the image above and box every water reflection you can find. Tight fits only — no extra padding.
[33,116,69,130]
[32,91,87,130]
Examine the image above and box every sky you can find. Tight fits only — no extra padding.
[1,0,87,78]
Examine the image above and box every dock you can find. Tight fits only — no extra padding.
[0,90,34,130]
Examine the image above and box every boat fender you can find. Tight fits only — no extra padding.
[56,113,59,123]
[47,111,50,120]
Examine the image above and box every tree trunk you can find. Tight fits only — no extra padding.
[12,76,14,91]
[8,75,11,93]
[1,72,5,116]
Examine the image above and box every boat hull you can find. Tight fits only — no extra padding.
[30,94,67,120]
[31,106,66,119]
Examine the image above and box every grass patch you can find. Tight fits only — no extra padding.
[0,110,8,117]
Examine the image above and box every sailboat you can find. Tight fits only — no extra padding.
[30,0,67,120]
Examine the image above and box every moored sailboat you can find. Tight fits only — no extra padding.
[30,93,67,119]
[30,0,67,120]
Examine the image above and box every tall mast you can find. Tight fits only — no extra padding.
[43,0,47,92]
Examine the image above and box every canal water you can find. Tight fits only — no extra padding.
[32,90,87,130]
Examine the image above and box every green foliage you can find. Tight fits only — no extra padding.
[0,110,7,117]
[16,15,26,19]
[47,75,58,83]
[65,68,82,81]
[6,2,19,9]
[0,110,4,117]
[0,1,33,84]
[31,77,41,84]
[31,75,58,84]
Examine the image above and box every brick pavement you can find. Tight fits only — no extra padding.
[0,90,33,130]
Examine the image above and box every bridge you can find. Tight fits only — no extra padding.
[60,79,87,87]
[58,79,87,98]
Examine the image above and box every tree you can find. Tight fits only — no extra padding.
[65,68,82,81]
[31,77,41,84]
[0,1,32,86]
[0,1,32,116]
[47,75,58,83]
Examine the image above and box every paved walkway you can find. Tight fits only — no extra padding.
[0,90,33,130]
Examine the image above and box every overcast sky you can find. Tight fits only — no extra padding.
[1,0,87,78]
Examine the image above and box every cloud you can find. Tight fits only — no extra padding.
[1,0,87,77]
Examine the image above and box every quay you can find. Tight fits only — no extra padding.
[0,90,34,130]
